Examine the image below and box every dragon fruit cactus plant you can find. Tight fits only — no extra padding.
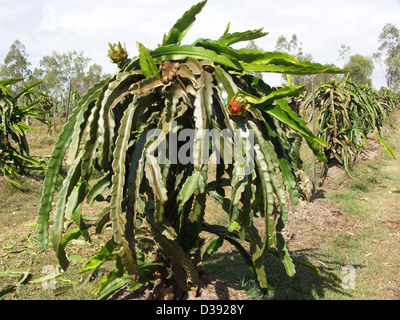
[37,1,344,299]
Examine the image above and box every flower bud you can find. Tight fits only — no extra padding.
[108,42,128,67]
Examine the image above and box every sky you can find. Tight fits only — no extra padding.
[1,0,400,89]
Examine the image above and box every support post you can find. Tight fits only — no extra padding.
[312,75,316,193]
[65,78,72,123]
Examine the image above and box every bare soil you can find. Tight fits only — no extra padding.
[108,193,359,300]
[283,199,359,250]
[108,271,251,300]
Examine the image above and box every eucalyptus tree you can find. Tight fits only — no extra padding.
[344,54,375,87]
[34,51,105,119]
[338,44,351,65]
[376,23,400,91]
[0,40,32,91]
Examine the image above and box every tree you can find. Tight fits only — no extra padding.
[338,44,351,65]
[344,54,374,87]
[245,40,263,79]
[275,34,303,57]
[35,50,91,98]
[80,63,104,93]
[33,50,105,98]
[0,40,32,90]
[33,51,105,119]
[275,34,304,86]
[301,65,343,91]
[376,23,400,91]
[274,34,332,88]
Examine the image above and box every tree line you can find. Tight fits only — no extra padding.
[274,23,400,91]
[0,40,110,118]
[1,22,399,119]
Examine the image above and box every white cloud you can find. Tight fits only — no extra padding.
[1,0,399,88]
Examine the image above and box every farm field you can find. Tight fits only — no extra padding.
[0,109,399,300]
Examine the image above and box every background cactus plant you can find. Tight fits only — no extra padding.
[302,79,396,176]
[36,0,345,299]
[0,78,50,187]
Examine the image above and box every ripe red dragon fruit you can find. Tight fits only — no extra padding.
[229,94,247,115]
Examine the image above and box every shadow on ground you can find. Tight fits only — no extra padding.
[203,247,364,300]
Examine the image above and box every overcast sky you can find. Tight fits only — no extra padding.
[1,0,400,88]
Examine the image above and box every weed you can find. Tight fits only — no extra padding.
[349,168,378,192]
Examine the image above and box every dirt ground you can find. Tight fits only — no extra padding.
[108,270,251,300]
[107,195,359,300]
